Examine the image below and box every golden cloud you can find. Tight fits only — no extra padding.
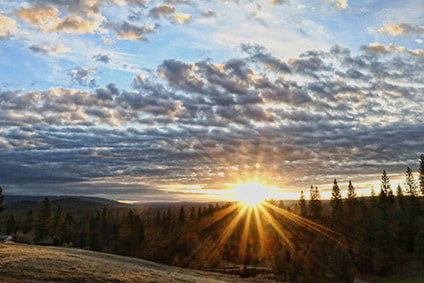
[0,13,17,37]
[173,13,192,24]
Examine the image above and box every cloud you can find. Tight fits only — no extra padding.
[103,38,115,45]
[201,9,216,17]
[15,5,60,30]
[0,13,17,38]
[327,0,349,9]
[29,44,72,55]
[362,42,424,56]
[113,22,158,40]
[270,0,287,5]
[93,53,111,63]
[68,68,97,88]
[16,5,104,34]
[173,13,192,24]
[2,43,424,198]
[378,23,424,36]
[149,4,176,18]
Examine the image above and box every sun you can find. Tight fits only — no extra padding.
[233,182,270,207]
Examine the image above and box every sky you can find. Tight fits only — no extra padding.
[0,0,424,202]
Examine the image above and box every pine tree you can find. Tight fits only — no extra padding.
[154,210,161,225]
[405,167,418,197]
[22,209,34,234]
[52,206,63,242]
[419,154,424,195]
[197,207,202,219]
[346,180,357,231]
[309,186,322,220]
[380,170,392,200]
[190,207,196,220]
[35,198,52,242]
[396,184,405,210]
[415,227,424,264]
[179,206,185,223]
[328,244,355,282]
[347,180,357,201]
[5,215,18,235]
[299,190,307,217]
[0,185,4,215]
[330,179,344,230]
[331,179,343,212]
[370,188,377,207]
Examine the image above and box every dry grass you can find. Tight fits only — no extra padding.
[0,243,274,282]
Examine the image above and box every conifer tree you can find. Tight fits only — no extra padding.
[0,185,4,215]
[52,206,63,240]
[331,179,343,211]
[35,197,52,242]
[197,207,202,219]
[308,186,322,220]
[345,180,357,231]
[299,190,307,217]
[370,188,377,207]
[179,206,185,223]
[396,184,405,210]
[22,209,34,234]
[405,167,418,197]
[330,179,344,230]
[328,244,355,282]
[346,180,356,201]
[380,170,391,199]
[415,228,424,264]
[154,210,161,225]
[5,215,18,235]
[419,154,424,195]
[190,207,196,220]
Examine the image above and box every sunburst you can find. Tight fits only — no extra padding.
[233,181,270,207]
[193,178,354,272]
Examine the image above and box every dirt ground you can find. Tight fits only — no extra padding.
[0,243,275,282]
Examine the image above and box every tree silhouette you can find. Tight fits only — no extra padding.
[405,167,418,197]
[179,206,185,223]
[419,154,424,195]
[35,197,52,242]
[308,186,322,221]
[380,170,392,200]
[299,190,307,217]
[22,209,34,234]
[330,179,344,230]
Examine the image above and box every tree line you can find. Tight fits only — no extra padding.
[0,154,424,282]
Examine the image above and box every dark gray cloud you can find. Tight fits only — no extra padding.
[93,53,111,63]
[148,4,176,19]
[68,67,98,88]
[112,21,158,40]
[1,44,424,199]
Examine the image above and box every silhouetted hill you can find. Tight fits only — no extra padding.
[3,195,119,205]
[2,197,130,219]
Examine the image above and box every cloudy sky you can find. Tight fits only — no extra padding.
[0,0,423,202]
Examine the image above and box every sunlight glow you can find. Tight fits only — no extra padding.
[233,182,271,206]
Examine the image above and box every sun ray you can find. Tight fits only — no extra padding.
[206,204,249,262]
[258,204,294,251]
[262,202,353,247]
[253,205,276,269]
[197,203,238,231]
[238,205,253,262]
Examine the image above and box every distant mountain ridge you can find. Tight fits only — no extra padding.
[3,195,119,205]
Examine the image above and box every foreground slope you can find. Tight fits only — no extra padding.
[0,243,272,282]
